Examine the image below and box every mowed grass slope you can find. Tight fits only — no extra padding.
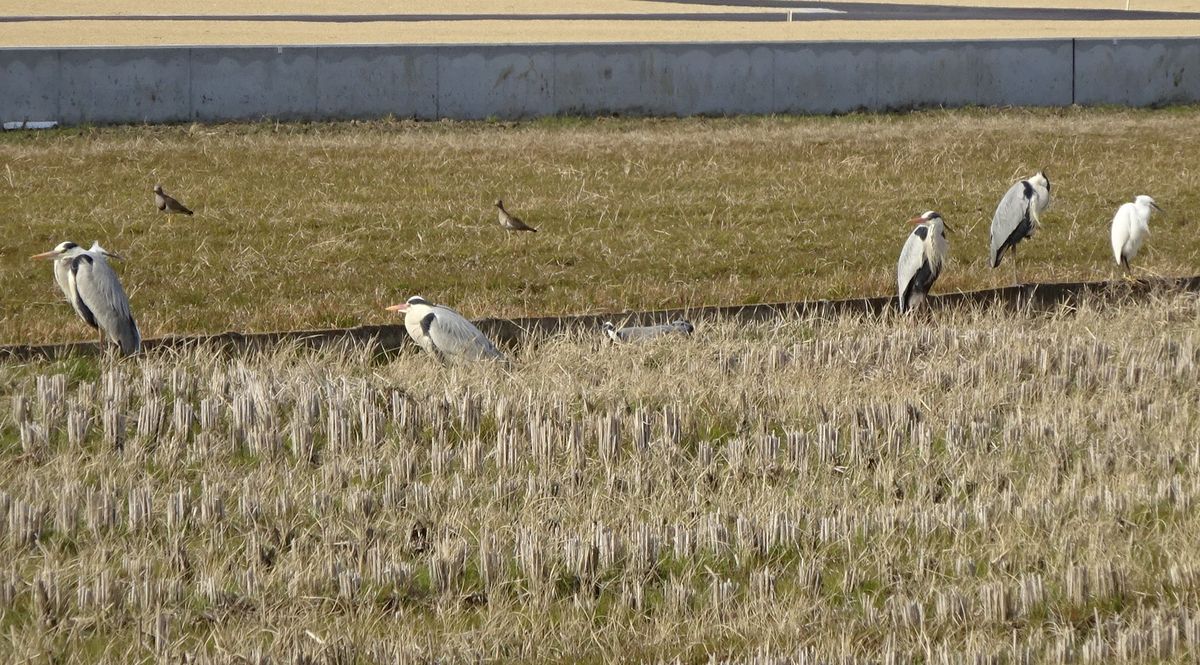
[2,293,1200,661]
[1,108,1199,346]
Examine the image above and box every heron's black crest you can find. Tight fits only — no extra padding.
[420,312,436,337]
[60,241,79,251]
[602,322,615,331]
[677,320,695,334]
[912,226,929,241]
[408,296,430,306]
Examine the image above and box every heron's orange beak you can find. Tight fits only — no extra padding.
[908,216,926,225]
[385,303,409,313]
[30,250,59,260]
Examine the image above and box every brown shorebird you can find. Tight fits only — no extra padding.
[495,199,537,232]
[154,184,193,215]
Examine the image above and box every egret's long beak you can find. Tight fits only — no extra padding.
[385,303,409,313]
[30,250,60,260]
[1151,202,1165,213]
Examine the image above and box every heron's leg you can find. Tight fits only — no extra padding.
[1011,246,1019,286]
[98,328,105,354]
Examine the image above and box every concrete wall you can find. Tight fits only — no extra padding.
[0,38,1197,124]
[3,275,1198,361]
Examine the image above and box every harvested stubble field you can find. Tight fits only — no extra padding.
[3,108,1200,349]
[2,290,1200,661]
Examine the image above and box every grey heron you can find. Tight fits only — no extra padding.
[989,170,1050,282]
[1111,195,1163,275]
[154,184,193,216]
[385,296,506,362]
[32,241,141,355]
[495,200,537,232]
[896,211,950,314]
[603,319,695,343]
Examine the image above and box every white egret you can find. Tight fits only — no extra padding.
[896,211,950,314]
[1111,195,1163,275]
[990,170,1050,282]
[385,296,506,362]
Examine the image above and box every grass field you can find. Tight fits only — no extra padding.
[2,291,1200,661]
[8,18,1200,47]
[3,108,1200,348]
[4,0,1199,46]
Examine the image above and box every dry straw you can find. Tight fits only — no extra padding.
[0,292,1199,661]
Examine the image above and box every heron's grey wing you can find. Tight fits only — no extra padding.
[71,255,141,354]
[896,229,929,311]
[989,182,1034,267]
[428,307,504,361]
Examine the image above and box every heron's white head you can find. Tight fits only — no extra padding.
[672,319,695,334]
[909,211,950,235]
[385,295,431,314]
[154,184,164,194]
[1134,195,1163,213]
[31,241,82,261]
[494,199,504,208]
[1031,170,1050,192]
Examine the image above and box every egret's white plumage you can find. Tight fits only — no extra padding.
[1110,195,1162,271]
[603,319,694,343]
[896,211,950,313]
[990,171,1050,274]
[33,240,141,355]
[386,296,505,362]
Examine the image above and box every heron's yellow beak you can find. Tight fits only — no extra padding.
[30,250,59,260]
[908,216,925,225]
[385,303,409,313]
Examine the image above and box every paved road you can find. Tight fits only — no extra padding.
[2,2,1197,23]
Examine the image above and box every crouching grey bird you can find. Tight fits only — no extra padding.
[989,170,1050,283]
[154,184,193,215]
[495,199,537,232]
[603,319,695,343]
[896,211,950,314]
[32,241,141,355]
[385,296,506,363]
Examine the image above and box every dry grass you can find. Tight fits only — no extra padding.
[2,109,1200,348]
[2,290,1200,661]
[8,18,1200,47]
[7,0,1198,16]
[4,0,1199,46]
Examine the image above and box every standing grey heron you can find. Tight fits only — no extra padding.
[896,211,950,314]
[990,170,1050,283]
[495,200,537,232]
[603,319,695,343]
[385,296,506,362]
[32,241,141,355]
[154,184,193,215]
[1111,195,1163,276]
